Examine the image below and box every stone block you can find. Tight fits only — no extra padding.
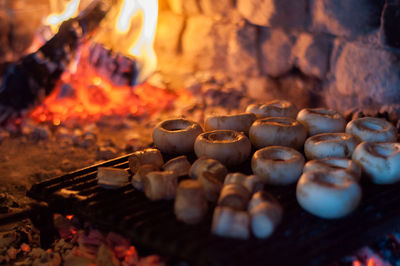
[243,76,279,101]
[154,11,185,54]
[310,0,385,38]
[379,0,400,48]
[199,0,234,15]
[259,28,295,77]
[325,40,400,113]
[292,32,332,79]
[167,0,201,15]
[182,13,245,72]
[181,15,217,70]
[278,73,322,109]
[227,22,259,76]
[237,0,308,29]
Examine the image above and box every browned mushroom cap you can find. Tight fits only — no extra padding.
[248,191,281,211]
[296,171,362,219]
[304,133,358,160]
[152,118,203,154]
[218,183,251,211]
[224,173,264,194]
[174,180,208,224]
[198,171,223,202]
[204,113,256,135]
[212,206,250,239]
[297,108,346,136]
[97,167,130,189]
[194,130,251,167]
[163,155,191,177]
[132,164,160,191]
[246,100,298,119]
[303,158,361,182]
[128,148,164,174]
[249,117,307,150]
[189,156,228,182]
[252,146,305,185]
[352,142,400,184]
[250,201,283,239]
[345,117,397,143]
[143,171,178,201]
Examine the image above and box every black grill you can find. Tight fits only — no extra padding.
[27,153,400,265]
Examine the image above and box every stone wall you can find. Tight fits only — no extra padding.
[155,0,400,113]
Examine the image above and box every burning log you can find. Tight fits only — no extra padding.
[0,0,110,124]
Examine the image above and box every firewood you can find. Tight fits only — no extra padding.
[0,0,110,124]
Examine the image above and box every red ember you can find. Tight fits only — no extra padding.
[29,44,178,125]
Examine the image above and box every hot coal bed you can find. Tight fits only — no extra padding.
[1,0,400,265]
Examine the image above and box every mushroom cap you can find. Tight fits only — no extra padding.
[194,130,251,167]
[249,116,307,150]
[296,171,362,219]
[352,142,400,184]
[204,113,256,135]
[345,117,397,143]
[152,118,203,154]
[251,146,305,185]
[303,158,361,182]
[304,133,358,160]
[297,108,346,136]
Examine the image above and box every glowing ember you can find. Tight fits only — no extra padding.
[29,44,177,124]
[29,0,168,124]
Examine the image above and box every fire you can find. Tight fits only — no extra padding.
[46,0,80,32]
[30,0,178,124]
[30,44,176,124]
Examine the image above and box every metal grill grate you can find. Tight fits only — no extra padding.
[27,153,400,265]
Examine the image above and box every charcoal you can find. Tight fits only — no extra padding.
[0,1,110,124]
[89,43,138,86]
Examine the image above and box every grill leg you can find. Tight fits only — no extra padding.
[30,205,56,249]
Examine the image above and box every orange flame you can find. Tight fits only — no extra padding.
[30,44,176,124]
[30,0,178,124]
[46,0,80,32]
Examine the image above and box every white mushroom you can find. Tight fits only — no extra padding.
[128,148,164,174]
[251,146,305,185]
[352,142,400,184]
[174,180,208,224]
[163,155,191,178]
[224,173,264,194]
[194,130,252,167]
[303,158,361,182]
[198,171,223,202]
[245,100,298,119]
[304,133,358,160]
[189,157,227,182]
[217,183,251,211]
[131,164,159,191]
[152,118,203,154]
[249,117,307,150]
[204,113,256,135]
[345,117,397,143]
[296,171,362,219]
[250,202,283,239]
[97,167,130,189]
[297,108,346,136]
[143,171,178,201]
[212,206,250,239]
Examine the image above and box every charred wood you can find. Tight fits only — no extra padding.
[0,0,110,124]
[89,43,138,86]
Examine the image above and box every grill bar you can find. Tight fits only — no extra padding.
[27,153,400,265]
